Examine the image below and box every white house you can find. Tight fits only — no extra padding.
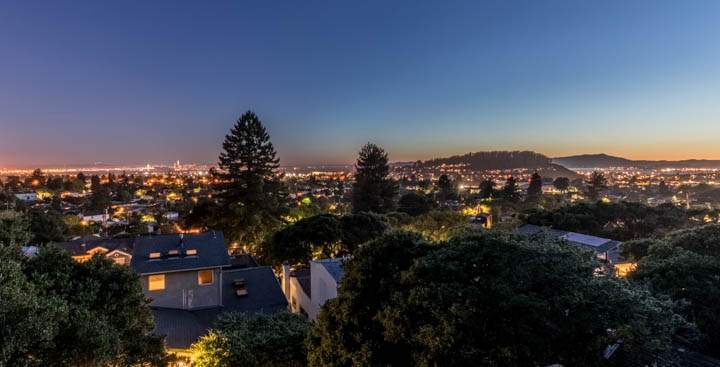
[15,192,37,202]
[281,258,344,320]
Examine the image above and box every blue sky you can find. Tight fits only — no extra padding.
[1,0,719,167]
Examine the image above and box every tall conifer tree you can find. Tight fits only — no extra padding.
[351,143,398,213]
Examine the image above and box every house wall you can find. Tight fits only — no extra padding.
[141,268,222,310]
[286,276,315,319]
[310,262,338,320]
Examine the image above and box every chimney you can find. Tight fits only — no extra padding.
[281,262,291,300]
[179,233,184,248]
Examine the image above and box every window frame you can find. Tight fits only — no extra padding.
[148,274,165,291]
[197,269,214,286]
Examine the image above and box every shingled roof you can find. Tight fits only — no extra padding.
[130,231,230,275]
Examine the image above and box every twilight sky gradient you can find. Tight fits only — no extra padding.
[1,0,720,167]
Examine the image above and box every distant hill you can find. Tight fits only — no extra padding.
[420,151,579,179]
[553,153,720,169]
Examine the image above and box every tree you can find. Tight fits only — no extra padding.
[213,111,288,250]
[586,171,608,202]
[526,172,542,202]
[308,231,685,367]
[86,186,111,211]
[0,247,65,366]
[399,210,470,242]
[397,192,432,216]
[192,312,309,367]
[479,179,495,199]
[307,232,434,367]
[23,247,168,366]
[28,209,67,244]
[553,177,570,193]
[501,176,519,202]
[351,143,398,213]
[0,210,32,248]
[338,212,389,251]
[436,174,456,204]
[631,244,720,356]
[261,214,342,266]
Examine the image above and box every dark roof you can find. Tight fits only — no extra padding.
[517,224,621,254]
[152,266,288,349]
[315,258,344,283]
[53,237,135,256]
[221,267,289,313]
[131,231,230,275]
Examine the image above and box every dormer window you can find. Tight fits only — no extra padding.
[149,252,161,259]
[186,249,197,256]
[167,249,179,259]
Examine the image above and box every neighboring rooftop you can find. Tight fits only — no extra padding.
[517,224,621,254]
[54,237,135,257]
[314,258,344,283]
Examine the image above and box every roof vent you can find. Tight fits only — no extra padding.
[233,278,248,297]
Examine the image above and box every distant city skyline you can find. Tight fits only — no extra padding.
[2,0,720,167]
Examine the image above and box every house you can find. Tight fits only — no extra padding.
[282,258,344,320]
[130,231,288,354]
[15,192,37,202]
[54,237,135,265]
[517,224,635,276]
[56,231,289,356]
[80,210,110,224]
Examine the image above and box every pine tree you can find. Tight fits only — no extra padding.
[526,172,542,202]
[213,111,288,250]
[436,174,456,204]
[479,179,495,199]
[501,176,519,202]
[351,143,398,213]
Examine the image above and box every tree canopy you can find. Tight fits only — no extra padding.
[192,312,310,367]
[397,192,433,216]
[308,231,684,367]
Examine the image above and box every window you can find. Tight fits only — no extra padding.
[113,256,126,265]
[149,252,161,259]
[198,270,213,285]
[186,249,197,256]
[148,274,165,291]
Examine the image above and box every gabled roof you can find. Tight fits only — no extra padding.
[54,237,135,257]
[517,224,621,254]
[130,231,230,275]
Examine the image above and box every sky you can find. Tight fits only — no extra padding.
[1,0,720,167]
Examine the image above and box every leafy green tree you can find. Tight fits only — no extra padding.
[399,210,470,242]
[192,312,309,367]
[631,244,720,356]
[0,210,32,248]
[213,111,288,250]
[586,171,608,202]
[397,192,432,216]
[0,247,65,366]
[24,247,168,366]
[87,186,111,211]
[338,212,389,251]
[351,143,398,213]
[309,231,685,367]
[307,232,433,367]
[261,214,342,266]
[501,176,519,202]
[28,209,67,244]
[553,177,570,193]
[526,172,542,202]
[479,179,495,199]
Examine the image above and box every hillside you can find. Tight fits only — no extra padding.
[553,153,720,169]
[420,151,579,179]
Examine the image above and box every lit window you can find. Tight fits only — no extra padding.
[148,274,165,291]
[198,270,213,285]
[113,256,126,265]
[149,252,161,259]
[186,249,197,256]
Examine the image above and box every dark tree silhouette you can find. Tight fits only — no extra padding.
[526,172,542,202]
[501,176,519,202]
[351,143,398,213]
[585,171,608,202]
